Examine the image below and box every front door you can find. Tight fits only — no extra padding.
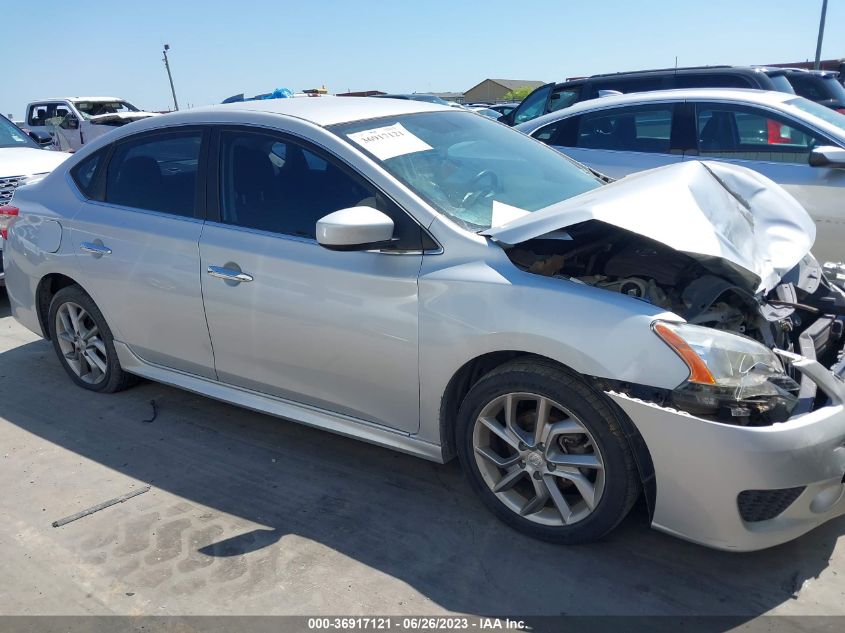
[71,127,215,377]
[199,128,424,432]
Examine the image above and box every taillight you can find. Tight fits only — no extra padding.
[0,205,20,240]
[836,108,845,115]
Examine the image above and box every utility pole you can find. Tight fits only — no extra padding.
[814,0,828,70]
[162,44,180,111]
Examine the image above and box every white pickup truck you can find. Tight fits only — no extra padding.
[23,97,158,152]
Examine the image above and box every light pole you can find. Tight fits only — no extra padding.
[814,0,828,70]
[162,44,180,111]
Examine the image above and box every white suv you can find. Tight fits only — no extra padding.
[0,114,69,283]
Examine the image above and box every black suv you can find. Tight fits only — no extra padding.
[781,69,845,113]
[502,66,795,125]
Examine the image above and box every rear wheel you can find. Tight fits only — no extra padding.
[456,358,640,544]
[48,286,136,393]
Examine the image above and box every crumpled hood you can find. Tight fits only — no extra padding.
[482,160,816,294]
[89,111,158,124]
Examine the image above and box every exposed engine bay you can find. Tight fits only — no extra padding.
[506,220,845,426]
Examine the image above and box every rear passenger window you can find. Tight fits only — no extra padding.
[219,130,424,250]
[533,117,579,147]
[576,106,673,153]
[104,132,202,216]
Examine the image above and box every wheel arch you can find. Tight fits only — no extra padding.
[438,350,656,519]
[35,273,87,339]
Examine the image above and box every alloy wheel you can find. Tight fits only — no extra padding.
[472,392,605,526]
[54,301,109,385]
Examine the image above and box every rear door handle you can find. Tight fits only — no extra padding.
[80,241,112,256]
[207,265,254,283]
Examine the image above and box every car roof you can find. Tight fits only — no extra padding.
[190,96,450,127]
[517,88,796,130]
[569,65,783,83]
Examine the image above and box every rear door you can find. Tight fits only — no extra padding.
[685,101,845,261]
[70,127,216,377]
[534,103,684,178]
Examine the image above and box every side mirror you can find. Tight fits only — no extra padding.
[61,116,79,130]
[809,145,845,168]
[27,130,53,146]
[316,206,395,251]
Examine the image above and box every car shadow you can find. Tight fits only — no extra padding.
[0,292,841,619]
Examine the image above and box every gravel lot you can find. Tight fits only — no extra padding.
[0,290,843,619]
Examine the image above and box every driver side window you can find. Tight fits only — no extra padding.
[219,130,427,250]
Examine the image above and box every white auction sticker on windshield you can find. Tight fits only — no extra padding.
[347,123,432,160]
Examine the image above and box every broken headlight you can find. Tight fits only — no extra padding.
[653,321,799,422]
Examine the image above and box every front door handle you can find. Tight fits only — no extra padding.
[80,241,112,256]
[207,265,254,283]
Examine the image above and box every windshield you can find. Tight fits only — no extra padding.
[786,97,845,134]
[767,73,796,94]
[332,111,602,231]
[73,100,139,119]
[0,115,39,149]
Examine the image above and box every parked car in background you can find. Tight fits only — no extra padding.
[0,113,69,283]
[502,66,796,126]
[782,69,845,113]
[488,102,520,117]
[468,106,502,119]
[4,97,845,551]
[24,97,158,152]
[372,93,453,106]
[517,88,845,263]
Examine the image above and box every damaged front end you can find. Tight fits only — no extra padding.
[487,160,845,426]
[505,223,845,425]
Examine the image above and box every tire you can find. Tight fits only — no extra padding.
[48,285,137,393]
[456,357,640,544]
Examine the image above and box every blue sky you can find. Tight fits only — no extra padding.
[4,0,843,119]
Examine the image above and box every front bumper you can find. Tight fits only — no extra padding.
[609,353,845,552]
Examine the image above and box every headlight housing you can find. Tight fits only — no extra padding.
[653,321,799,422]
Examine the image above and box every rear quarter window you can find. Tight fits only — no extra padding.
[71,151,105,199]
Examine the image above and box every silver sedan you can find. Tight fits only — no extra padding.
[516,88,845,264]
[3,97,845,551]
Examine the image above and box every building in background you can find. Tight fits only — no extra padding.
[463,79,544,103]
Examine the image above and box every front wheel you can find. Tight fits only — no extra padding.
[48,285,136,393]
[456,358,640,544]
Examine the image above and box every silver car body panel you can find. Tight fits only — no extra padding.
[516,88,845,263]
[5,97,845,551]
[482,160,816,294]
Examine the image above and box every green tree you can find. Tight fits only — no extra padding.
[501,86,535,102]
